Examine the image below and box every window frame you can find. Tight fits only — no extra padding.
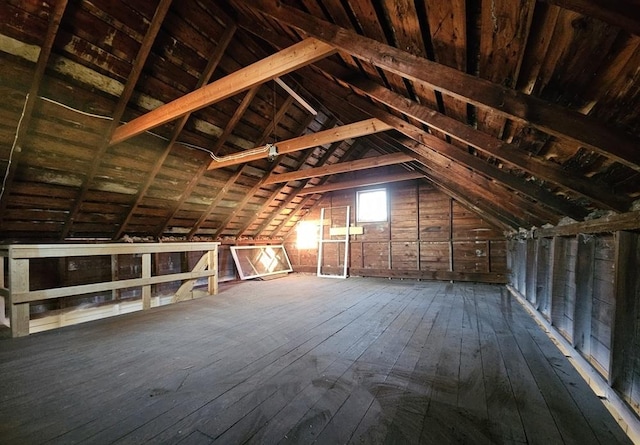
[356,188,388,223]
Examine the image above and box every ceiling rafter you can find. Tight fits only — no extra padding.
[251,136,353,238]
[109,37,337,146]
[184,94,300,239]
[60,0,173,240]
[264,152,414,185]
[237,12,626,214]
[114,22,238,240]
[247,0,640,171]
[234,117,322,238]
[366,134,520,230]
[311,73,586,222]
[344,77,630,212]
[319,94,550,228]
[156,86,263,238]
[540,0,640,36]
[0,0,68,224]
[297,171,425,195]
[207,118,393,170]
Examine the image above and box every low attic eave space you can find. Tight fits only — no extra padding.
[0,0,638,244]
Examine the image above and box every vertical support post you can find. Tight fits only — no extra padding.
[317,207,325,277]
[344,205,350,276]
[610,231,638,389]
[448,198,454,272]
[207,248,218,295]
[111,254,119,302]
[142,253,151,310]
[9,255,30,337]
[574,234,595,355]
[0,255,6,326]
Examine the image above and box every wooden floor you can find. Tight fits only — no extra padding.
[0,274,632,445]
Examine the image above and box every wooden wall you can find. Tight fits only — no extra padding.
[509,227,640,417]
[284,180,508,283]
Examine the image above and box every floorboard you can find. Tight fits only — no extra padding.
[0,274,632,445]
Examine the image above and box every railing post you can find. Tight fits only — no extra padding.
[142,253,151,309]
[207,249,218,295]
[9,254,30,337]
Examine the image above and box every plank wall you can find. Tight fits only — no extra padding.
[508,229,640,417]
[284,181,508,283]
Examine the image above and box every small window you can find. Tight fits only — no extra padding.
[357,188,387,222]
[296,221,318,249]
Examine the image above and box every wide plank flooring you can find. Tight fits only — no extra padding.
[0,274,632,444]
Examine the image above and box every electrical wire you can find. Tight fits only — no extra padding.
[0,93,30,202]
[3,95,264,168]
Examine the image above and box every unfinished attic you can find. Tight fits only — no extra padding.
[1,0,640,443]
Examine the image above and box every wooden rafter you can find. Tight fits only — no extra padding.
[114,22,237,240]
[0,0,68,223]
[312,73,588,222]
[207,118,393,170]
[250,137,350,238]
[234,113,320,238]
[185,95,299,239]
[345,77,630,212]
[60,0,173,239]
[248,0,640,171]
[238,11,626,217]
[109,37,336,145]
[296,171,425,195]
[320,98,551,228]
[155,86,262,238]
[264,152,414,185]
[541,0,640,36]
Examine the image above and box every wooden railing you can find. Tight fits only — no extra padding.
[0,242,219,337]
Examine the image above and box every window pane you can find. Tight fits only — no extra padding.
[357,189,387,222]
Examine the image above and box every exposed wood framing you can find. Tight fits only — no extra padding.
[316,82,560,227]
[207,118,393,170]
[541,0,640,36]
[296,171,425,195]
[155,85,262,238]
[0,0,68,222]
[264,152,414,184]
[248,0,640,171]
[251,138,352,238]
[534,211,640,237]
[345,78,629,211]
[60,0,173,239]
[114,22,238,240]
[110,38,336,145]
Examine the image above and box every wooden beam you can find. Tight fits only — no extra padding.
[110,38,336,145]
[114,22,237,240]
[186,98,305,239]
[541,0,640,36]
[296,171,425,195]
[156,86,262,238]
[346,77,630,212]
[249,0,640,171]
[314,75,578,224]
[264,152,414,184]
[534,210,640,237]
[252,138,350,237]
[207,118,393,170]
[61,0,172,239]
[0,0,68,223]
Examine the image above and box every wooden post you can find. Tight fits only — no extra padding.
[0,256,5,326]
[142,253,151,310]
[9,257,30,337]
[207,249,218,295]
[610,231,638,389]
[573,234,595,355]
[111,254,119,302]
